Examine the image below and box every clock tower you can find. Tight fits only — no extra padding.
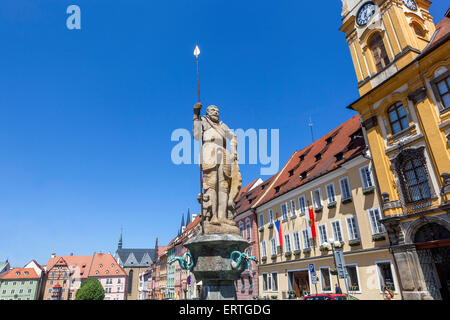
[340,0,436,95]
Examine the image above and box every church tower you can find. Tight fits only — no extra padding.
[340,0,436,95]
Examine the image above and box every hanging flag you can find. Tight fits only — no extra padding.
[275,220,283,246]
[306,208,317,239]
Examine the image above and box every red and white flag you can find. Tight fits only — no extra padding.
[306,208,317,239]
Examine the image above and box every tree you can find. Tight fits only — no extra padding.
[75,277,105,300]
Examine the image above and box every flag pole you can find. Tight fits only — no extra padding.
[194,45,205,235]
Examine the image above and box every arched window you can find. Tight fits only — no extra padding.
[412,23,425,38]
[388,102,409,134]
[401,158,431,202]
[239,222,244,238]
[368,33,390,72]
[128,270,133,294]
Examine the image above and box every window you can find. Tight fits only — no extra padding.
[284,234,292,253]
[388,102,410,135]
[345,265,360,292]
[326,183,336,203]
[118,278,121,284]
[320,267,332,292]
[298,196,306,215]
[281,203,288,221]
[302,229,311,249]
[360,165,374,190]
[270,238,277,256]
[331,220,344,242]
[293,231,301,252]
[28,289,32,293]
[10,290,15,294]
[245,219,251,239]
[368,208,386,235]
[377,262,396,292]
[50,280,53,285]
[248,276,253,292]
[339,177,352,201]
[346,215,360,241]
[128,270,133,294]
[239,222,244,237]
[318,224,328,245]
[312,189,322,209]
[240,277,245,292]
[259,214,265,229]
[247,248,253,271]
[402,158,431,202]
[435,75,450,109]
[13,282,16,286]
[261,240,267,258]
[368,33,390,72]
[262,273,270,291]
[271,273,278,292]
[289,199,297,218]
[268,209,274,225]
[412,23,425,37]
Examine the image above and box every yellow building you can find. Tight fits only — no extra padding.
[340,0,450,300]
[255,116,400,300]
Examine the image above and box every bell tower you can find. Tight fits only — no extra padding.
[340,0,436,95]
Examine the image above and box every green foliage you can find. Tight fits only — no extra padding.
[75,277,105,300]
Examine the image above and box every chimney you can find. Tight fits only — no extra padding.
[70,253,73,256]
[51,253,56,258]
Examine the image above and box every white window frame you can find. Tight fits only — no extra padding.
[375,260,399,294]
[245,218,251,240]
[359,165,375,190]
[318,224,328,245]
[312,188,323,209]
[262,273,270,292]
[302,229,311,249]
[331,219,344,243]
[261,240,267,258]
[281,203,288,221]
[368,207,386,235]
[239,222,244,237]
[319,266,332,293]
[270,238,277,256]
[284,234,292,253]
[339,177,352,201]
[346,215,360,241]
[271,272,279,292]
[326,183,337,204]
[298,195,306,216]
[289,199,297,218]
[268,209,274,225]
[293,231,301,252]
[345,263,362,294]
[259,214,265,229]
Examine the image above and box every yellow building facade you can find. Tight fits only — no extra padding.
[340,0,450,300]
[256,116,400,300]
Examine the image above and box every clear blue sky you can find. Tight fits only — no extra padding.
[0,1,448,267]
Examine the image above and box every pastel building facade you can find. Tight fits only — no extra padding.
[0,268,42,300]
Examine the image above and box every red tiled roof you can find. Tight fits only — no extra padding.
[0,268,40,280]
[422,11,450,55]
[254,115,365,207]
[46,255,93,279]
[88,253,127,277]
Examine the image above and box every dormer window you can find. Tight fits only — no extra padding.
[315,154,322,162]
[301,172,307,179]
[336,153,343,162]
[275,186,280,193]
[299,154,305,162]
[289,170,294,177]
[326,137,333,145]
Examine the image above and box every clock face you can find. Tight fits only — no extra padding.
[357,2,376,26]
[403,0,418,11]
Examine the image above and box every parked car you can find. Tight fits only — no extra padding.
[303,294,359,300]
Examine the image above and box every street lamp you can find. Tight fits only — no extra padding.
[327,238,342,291]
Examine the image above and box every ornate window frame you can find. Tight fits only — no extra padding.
[430,69,450,113]
[390,147,436,205]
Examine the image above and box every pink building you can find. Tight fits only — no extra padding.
[234,178,265,300]
[89,253,128,300]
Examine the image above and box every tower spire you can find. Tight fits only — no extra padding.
[118,227,123,249]
[186,208,191,226]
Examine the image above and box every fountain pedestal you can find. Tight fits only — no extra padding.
[184,233,250,300]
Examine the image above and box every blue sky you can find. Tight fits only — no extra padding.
[0,1,448,267]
